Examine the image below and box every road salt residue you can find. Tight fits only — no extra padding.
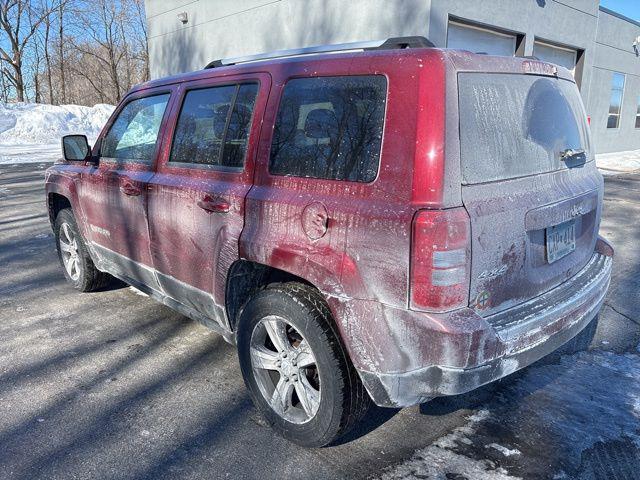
[379,349,640,479]
[379,410,520,480]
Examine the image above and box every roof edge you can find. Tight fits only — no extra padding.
[599,6,640,29]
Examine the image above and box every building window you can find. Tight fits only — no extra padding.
[636,95,640,129]
[607,73,625,129]
[446,20,518,57]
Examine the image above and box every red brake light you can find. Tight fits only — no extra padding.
[410,208,471,312]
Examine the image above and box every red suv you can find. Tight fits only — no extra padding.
[45,37,613,447]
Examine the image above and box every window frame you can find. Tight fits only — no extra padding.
[98,90,173,165]
[267,74,389,184]
[167,81,260,172]
[607,72,625,130]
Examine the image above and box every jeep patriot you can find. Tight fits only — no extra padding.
[45,37,613,447]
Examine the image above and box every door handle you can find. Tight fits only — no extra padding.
[197,195,230,213]
[120,182,142,196]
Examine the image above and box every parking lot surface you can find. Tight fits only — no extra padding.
[1,163,639,480]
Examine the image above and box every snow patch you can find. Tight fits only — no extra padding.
[596,149,640,175]
[379,348,640,479]
[486,443,521,457]
[380,409,520,480]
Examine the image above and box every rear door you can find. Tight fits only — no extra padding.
[147,74,268,328]
[457,72,602,317]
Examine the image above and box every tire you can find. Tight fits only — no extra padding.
[236,282,371,447]
[558,314,598,354]
[540,315,599,365]
[54,208,112,292]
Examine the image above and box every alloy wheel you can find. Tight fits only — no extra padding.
[250,315,321,424]
[58,222,81,281]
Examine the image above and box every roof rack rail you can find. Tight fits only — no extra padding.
[204,36,435,69]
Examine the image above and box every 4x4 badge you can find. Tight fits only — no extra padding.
[478,265,508,280]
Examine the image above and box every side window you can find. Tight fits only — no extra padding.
[169,83,258,168]
[269,76,387,183]
[607,72,625,129]
[222,84,259,168]
[101,94,170,162]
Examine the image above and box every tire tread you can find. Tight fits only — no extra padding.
[263,282,371,444]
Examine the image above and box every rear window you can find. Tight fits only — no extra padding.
[458,73,591,184]
[269,75,387,182]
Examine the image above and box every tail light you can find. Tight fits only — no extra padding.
[410,207,471,312]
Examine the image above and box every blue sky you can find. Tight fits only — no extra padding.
[600,0,640,22]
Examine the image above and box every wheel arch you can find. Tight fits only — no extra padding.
[47,192,72,225]
[225,260,315,332]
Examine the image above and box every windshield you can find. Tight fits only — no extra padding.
[458,73,592,184]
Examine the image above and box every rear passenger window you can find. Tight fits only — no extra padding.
[269,76,387,182]
[170,83,258,168]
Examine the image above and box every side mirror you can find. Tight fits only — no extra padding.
[62,135,91,162]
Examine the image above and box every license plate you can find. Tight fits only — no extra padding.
[546,220,576,263]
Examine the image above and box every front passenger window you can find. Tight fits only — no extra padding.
[101,94,170,163]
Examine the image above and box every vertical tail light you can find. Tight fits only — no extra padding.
[410,207,471,312]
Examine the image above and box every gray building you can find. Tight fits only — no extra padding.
[145,0,640,154]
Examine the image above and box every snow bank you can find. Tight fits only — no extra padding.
[596,149,640,175]
[0,102,114,145]
[0,102,114,164]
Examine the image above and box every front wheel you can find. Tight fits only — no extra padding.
[54,208,112,292]
[236,282,370,447]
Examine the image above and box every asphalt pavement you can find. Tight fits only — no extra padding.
[1,162,638,480]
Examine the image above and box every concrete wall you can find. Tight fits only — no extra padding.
[145,0,640,154]
[427,0,599,117]
[590,9,640,153]
[146,0,431,78]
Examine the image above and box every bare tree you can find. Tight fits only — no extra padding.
[131,0,149,82]
[0,0,148,105]
[42,1,54,104]
[0,63,10,102]
[70,0,124,102]
[0,0,58,102]
[57,0,65,103]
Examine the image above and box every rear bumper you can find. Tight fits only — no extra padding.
[357,248,612,407]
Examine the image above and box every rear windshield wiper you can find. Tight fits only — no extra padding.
[559,148,586,161]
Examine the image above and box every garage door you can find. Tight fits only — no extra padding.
[533,41,577,75]
[446,21,517,57]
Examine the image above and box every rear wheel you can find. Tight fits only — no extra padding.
[236,282,370,447]
[54,209,112,292]
[538,315,598,366]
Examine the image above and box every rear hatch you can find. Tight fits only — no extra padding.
[457,71,602,318]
